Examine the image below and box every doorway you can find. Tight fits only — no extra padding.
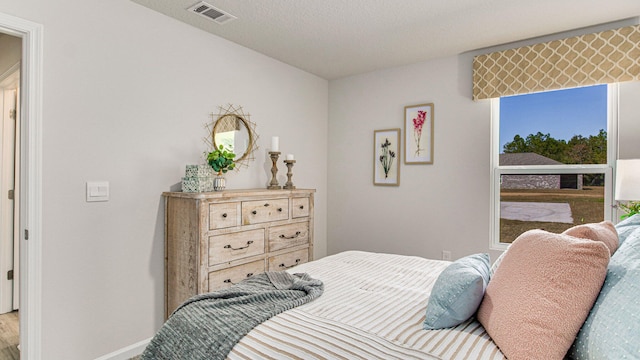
[0,12,44,360]
[0,33,21,359]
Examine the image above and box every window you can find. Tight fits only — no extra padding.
[490,84,617,249]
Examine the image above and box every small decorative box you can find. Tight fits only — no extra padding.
[181,176,214,193]
[185,164,214,178]
[182,164,215,192]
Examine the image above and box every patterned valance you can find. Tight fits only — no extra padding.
[472,24,640,100]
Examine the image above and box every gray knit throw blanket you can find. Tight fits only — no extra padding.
[141,272,324,360]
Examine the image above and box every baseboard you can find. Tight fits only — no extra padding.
[94,338,151,360]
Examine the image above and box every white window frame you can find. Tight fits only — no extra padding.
[490,84,618,250]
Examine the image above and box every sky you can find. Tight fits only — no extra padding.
[499,84,608,152]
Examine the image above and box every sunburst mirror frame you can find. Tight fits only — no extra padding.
[205,104,259,170]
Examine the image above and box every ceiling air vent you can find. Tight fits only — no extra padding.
[187,2,237,25]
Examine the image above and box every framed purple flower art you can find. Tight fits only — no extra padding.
[404,103,434,164]
[373,128,400,186]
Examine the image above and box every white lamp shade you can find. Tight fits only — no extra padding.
[615,159,640,200]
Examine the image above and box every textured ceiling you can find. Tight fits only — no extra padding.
[130,0,640,80]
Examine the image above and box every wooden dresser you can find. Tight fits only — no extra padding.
[163,188,315,317]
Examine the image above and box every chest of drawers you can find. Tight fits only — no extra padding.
[163,188,315,317]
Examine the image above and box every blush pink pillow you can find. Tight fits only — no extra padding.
[477,229,610,360]
[562,220,619,255]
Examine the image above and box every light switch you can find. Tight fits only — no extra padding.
[86,181,109,202]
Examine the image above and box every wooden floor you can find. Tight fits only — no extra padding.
[0,311,19,360]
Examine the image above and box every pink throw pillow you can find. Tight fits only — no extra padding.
[477,229,610,360]
[562,220,619,255]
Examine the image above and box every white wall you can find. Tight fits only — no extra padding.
[328,24,640,263]
[328,55,498,261]
[619,81,640,159]
[1,1,328,359]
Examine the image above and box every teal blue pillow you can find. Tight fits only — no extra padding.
[423,253,490,330]
[569,219,640,359]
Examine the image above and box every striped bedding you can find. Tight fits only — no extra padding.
[227,251,505,360]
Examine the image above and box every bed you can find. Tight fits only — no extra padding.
[145,250,504,359]
[145,215,640,360]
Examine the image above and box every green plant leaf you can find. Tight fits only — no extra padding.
[206,145,236,174]
[619,200,640,220]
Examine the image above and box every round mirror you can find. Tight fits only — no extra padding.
[212,114,255,163]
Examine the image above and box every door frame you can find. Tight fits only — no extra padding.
[0,12,43,360]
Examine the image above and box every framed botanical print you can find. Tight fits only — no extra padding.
[374,128,400,186]
[404,103,434,164]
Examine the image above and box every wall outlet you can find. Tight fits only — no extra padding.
[442,250,452,261]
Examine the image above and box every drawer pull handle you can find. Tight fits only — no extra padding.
[222,213,228,218]
[279,259,301,269]
[277,208,283,212]
[264,203,270,207]
[223,272,254,285]
[299,205,304,210]
[251,210,257,215]
[279,231,302,239]
[224,240,254,250]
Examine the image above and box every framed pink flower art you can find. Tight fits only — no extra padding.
[404,103,434,164]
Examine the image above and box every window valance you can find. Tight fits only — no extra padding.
[472,24,640,100]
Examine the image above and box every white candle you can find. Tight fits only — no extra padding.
[286,154,294,161]
[271,136,279,152]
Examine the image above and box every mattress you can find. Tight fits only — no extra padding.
[227,251,505,359]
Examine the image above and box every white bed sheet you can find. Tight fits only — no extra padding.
[227,251,505,360]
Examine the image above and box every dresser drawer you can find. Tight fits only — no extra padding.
[268,222,309,252]
[242,198,289,225]
[268,248,309,271]
[292,197,310,218]
[209,202,238,230]
[209,229,265,265]
[208,259,265,291]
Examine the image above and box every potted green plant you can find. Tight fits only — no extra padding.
[206,145,236,191]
